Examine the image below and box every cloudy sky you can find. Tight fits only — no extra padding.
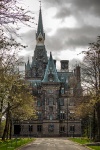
[18,0,100,70]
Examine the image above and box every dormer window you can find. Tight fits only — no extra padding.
[48,73,54,82]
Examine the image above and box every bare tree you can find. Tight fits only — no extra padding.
[81,36,100,140]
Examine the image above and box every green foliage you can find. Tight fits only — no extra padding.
[0,138,35,150]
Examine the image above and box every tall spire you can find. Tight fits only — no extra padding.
[36,2,45,39]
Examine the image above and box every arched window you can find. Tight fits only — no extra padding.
[60,110,65,120]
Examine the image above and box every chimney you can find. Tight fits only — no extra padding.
[60,60,69,71]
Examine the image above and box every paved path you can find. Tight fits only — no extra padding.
[20,138,89,150]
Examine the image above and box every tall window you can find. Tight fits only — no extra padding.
[48,74,54,82]
[49,114,53,120]
[37,125,42,132]
[70,125,75,132]
[37,100,41,106]
[37,112,42,120]
[49,98,53,106]
[48,124,54,132]
[60,126,65,132]
[60,111,65,120]
[59,98,64,106]
[29,125,33,132]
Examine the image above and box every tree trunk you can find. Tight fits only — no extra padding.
[6,120,9,140]
[2,103,10,141]
[96,102,100,141]
[9,118,12,139]
[93,108,96,140]
[2,112,9,140]
[0,99,3,136]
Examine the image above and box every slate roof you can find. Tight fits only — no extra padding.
[42,52,60,83]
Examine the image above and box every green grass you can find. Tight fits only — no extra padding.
[0,138,35,150]
[88,146,100,150]
[69,137,100,150]
[69,137,91,144]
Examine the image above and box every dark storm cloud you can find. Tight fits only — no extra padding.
[43,0,100,16]
[72,0,100,16]
[20,24,100,55]
[45,25,100,51]
[55,6,71,18]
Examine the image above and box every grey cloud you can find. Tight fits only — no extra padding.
[46,25,100,51]
[43,0,100,19]
[72,0,100,16]
[69,58,81,70]
[19,24,100,57]
[54,6,71,18]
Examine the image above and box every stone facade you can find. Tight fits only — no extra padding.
[13,7,83,137]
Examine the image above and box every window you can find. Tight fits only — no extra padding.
[37,112,42,120]
[61,87,64,94]
[37,125,42,132]
[29,125,33,132]
[69,110,75,120]
[37,101,41,106]
[48,124,54,132]
[59,98,64,106]
[60,111,65,120]
[49,98,53,106]
[60,126,65,132]
[49,106,53,112]
[48,73,54,82]
[70,125,75,132]
[69,99,74,106]
[49,114,53,120]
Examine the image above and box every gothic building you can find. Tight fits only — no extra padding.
[14,7,82,137]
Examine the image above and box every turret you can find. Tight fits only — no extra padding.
[74,65,81,83]
[25,59,31,78]
[42,52,60,83]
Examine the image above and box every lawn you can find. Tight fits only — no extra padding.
[69,137,100,150]
[89,146,100,150]
[0,138,35,150]
[69,137,91,144]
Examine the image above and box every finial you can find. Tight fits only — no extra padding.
[39,0,41,8]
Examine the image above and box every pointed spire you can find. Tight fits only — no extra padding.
[50,52,52,60]
[42,52,60,83]
[36,3,45,39]
[26,58,30,70]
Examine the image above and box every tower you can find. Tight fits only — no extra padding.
[25,6,48,80]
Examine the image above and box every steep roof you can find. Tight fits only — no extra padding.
[36,7,45,39]
[42,52,60,83]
